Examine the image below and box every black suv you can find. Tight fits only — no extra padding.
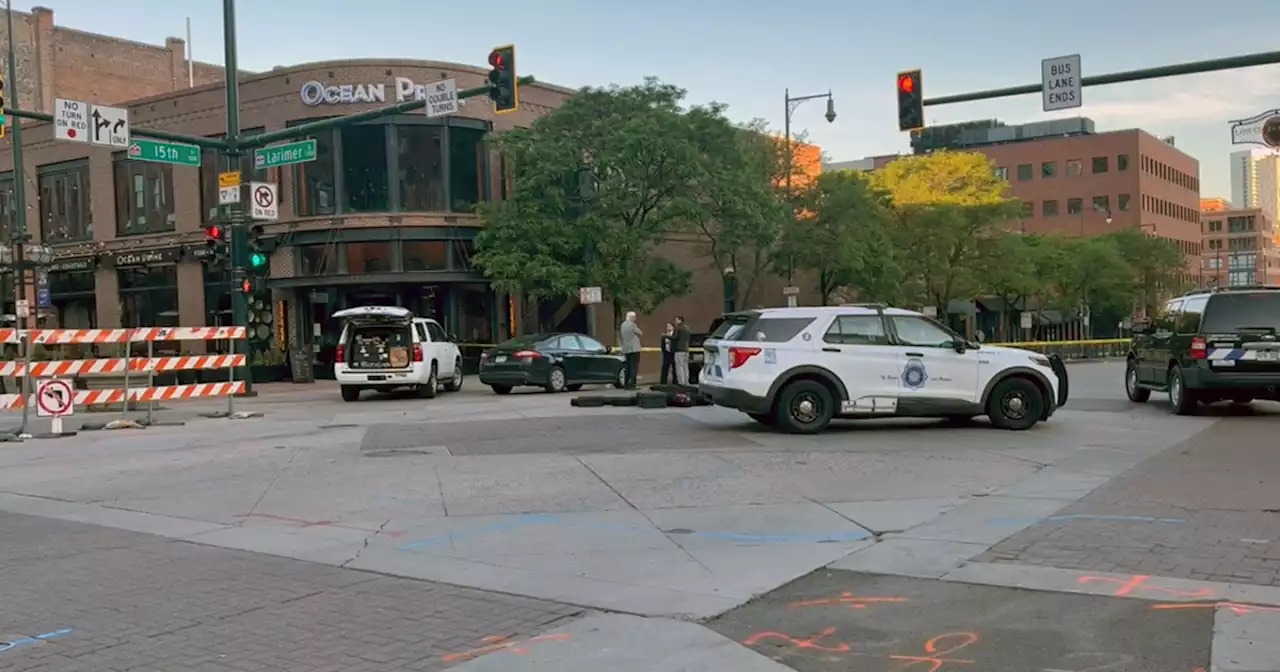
[1126,286,1280,414]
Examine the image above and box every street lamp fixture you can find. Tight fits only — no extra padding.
[783,88,837,306]
[25,244,53,266]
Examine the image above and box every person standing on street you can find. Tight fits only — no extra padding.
[673,315,692,386]
[659,322,676,385]
[620,311,643,389]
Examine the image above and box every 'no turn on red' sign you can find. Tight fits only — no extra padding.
[250,182,278,220]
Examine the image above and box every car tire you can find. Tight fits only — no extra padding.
[566,384,583,392]
[1168,364,1196,415]
[612,368,626,389]
[985,376,1045,431]
[443,358,464,392]
[419,364,439,399]
[1125,359,1150,403]
[491,385,513,395]
[546,366,569,393]
[747,411,777,427]
[341,386,360,402]
[774,379,835,434]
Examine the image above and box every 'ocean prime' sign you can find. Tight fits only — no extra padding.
[299,77,462,107]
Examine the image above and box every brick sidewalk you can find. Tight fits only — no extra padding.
[979,413,1280,585]
[0,511,583,671]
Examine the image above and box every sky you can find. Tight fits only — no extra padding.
[32,0,1280,198]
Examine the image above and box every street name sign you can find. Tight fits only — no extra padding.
[425,79,459,118]
[1042,54,1082,112]
[89,105,130,148]
[255,140,316,169]
[128,139,201,167]
[53,99,89,143]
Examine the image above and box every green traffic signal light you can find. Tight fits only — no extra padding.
[249,252,266,268]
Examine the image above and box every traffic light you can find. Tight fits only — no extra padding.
[241,278,254,294]
[202,223,226,262]
[896,70,923,132]
[247,224,267,270]
[487,45,518,115]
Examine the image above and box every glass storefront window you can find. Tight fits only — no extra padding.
[403,240,447,271]
[0,173,14,241]
[457,284,494,345]
[38,160,92,242]
[114,159,175,236]
[48,270,96,330]
[294,125,338,217]
[298,245,339,275]
[453,240,477,271]
[449,127,486,213]
[199,128,269,222]
[398,125,445,212]
[341,125,389,212]
[118,266,179,328]
[346,242,393,274]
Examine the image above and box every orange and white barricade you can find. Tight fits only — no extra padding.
[0,326,248,413]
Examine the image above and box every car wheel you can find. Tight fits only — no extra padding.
[986,376,1045,430]
[612,368,626,389]
[547,366,568,393]
[1125,359,1150,403]
[443,358,464,392]
[1168,364,1196,415]
[491,385,513,395]
[419,364,439,399]
[341,386,360,402]
[567,384,584,392]
[774,379,835,434]
[747,411,777,427]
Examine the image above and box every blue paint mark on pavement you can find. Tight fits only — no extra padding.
[0,628,73,653]
[399,514,558,550]
[990,514,1186,526]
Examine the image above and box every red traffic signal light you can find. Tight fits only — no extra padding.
[242,278,253,293]
[203,224,223,241]
[488,50,506,70]
[898,73,915,94]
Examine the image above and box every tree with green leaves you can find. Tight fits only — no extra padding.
[1041,234,1136,337]
[1101,227,1188,314]
[978,232,1052,340]
[778,170,902,305]
[872,151,1021,311]
[473,78,699,322]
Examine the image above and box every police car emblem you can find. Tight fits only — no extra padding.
[901,357,928,390]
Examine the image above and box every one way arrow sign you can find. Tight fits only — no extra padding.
[89,105,130,148]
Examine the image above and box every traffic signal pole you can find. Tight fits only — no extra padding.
[922,49,1280,107]
[220,0,253,397]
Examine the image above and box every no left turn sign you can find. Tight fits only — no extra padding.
[249,181,278,221]
[36,378,74,418]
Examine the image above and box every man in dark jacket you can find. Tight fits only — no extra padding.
[659,322,676,385]
[673,316,691,386]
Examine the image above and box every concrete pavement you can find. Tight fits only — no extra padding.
[0,361,1274,670]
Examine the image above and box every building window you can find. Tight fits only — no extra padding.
[298,244,339,275]
[1118,194,1131,211]
[1067,198,1083,215]
[1228,216,1256,233]
[1019,201,1033,217]
[1117,154,1130,172]
[450,127,488,212]
[293,125,338,217]
[397,125,445,212]
[1016,164,1033,181]
[0,173,14,240]
[1208,239,1223,250]
[1208,220,1222,232]
[1041,162,1056,178]
[1091,156,1109,174]
[1092,195,1110,213]
[48,269,96,329]
[199,127,270,223]
[993,166,1008,181]
[1042,200,1059,216]
[456,283,494,344]
[38,160,91,242]
[341,124,390,212]
[1229,270,1254,287]
[114,159,175,236]
[1066,159,1082,177]
[345,241,394,274]
[403,240,448,271]
[118,266,179,328]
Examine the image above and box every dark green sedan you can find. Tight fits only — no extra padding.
[478,332,627,395]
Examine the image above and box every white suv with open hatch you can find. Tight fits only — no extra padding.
[698,305,1069,433]
[333,306,464,402]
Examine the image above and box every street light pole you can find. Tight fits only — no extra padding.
[221,0,251,395]
[782,89,835,308]
[4,1,28,329]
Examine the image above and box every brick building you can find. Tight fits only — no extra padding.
[0,7,227,112]
[1200,207,1280,287]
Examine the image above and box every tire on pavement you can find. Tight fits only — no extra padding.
[419,363,438,399]
[773,379,835,434]
[985,376,1045,431]
[1168,364,1197,415]
[341,386,360,402]
[1125,358,1150,403]
[547,366,568,393]
[491,385,513,395]
[443,358,464,392]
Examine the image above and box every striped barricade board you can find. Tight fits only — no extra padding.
[0,355,246,377]
[0,381,245,410]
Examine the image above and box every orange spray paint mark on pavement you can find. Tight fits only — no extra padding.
[742,627,851,653]
[887,632,978,672]
[1078,574,1215,598]
[1152,601,1280,616]
[786,592,910,610]
[440,633,572,663]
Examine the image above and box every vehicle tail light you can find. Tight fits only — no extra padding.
[728,346,761,369]
[412,344,424,363]
[513,350,542,360]
[1190,336,1207,360]
[335,345,345,363]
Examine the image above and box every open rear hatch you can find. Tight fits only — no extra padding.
[333,306,417,371]
[1200,293,1280,373]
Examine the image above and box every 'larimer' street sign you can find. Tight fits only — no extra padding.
[255,139,317,169]
[1041,54,1082,112]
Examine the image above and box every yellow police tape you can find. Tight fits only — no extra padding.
[456,338,1131,354]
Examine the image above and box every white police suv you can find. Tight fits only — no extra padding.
[697,304,1069,434]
